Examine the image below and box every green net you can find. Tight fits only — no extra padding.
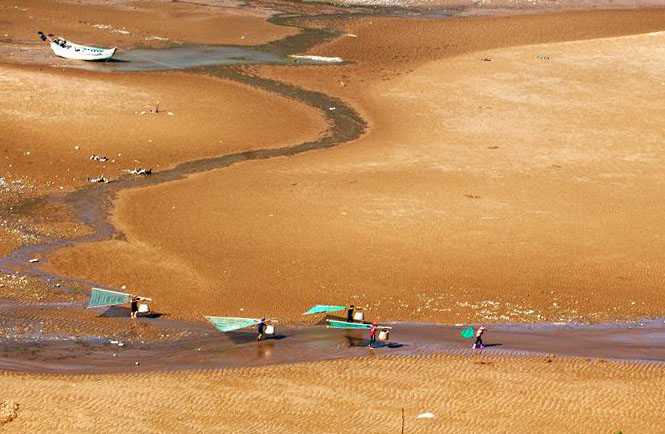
[461,327,475,338]
[88,288,131,308]
[205,316,258,332]
[303,305,346,315]
[326,319,371,329]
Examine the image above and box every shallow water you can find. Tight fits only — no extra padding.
[1,317,664,374]
[77,43,348,72]
[78,45,288,72]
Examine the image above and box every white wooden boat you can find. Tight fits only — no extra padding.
[38,31,116,61]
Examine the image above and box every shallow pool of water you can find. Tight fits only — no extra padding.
[80,45,293,72]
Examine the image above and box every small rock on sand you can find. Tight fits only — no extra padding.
[0,401,19,425]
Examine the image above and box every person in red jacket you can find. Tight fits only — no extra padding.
[369,322,378,348]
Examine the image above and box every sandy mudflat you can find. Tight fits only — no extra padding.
[1,354,664,433]
[0,64,328,193]
[2,2,665,432]
[0,56,327,265]
[312,0,665,14]
[45,10,665,325]
[0,0,295,53]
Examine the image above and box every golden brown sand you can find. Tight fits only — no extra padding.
[316,0,665,15]
[0,0,296,53]
[46,11,665,324]
[0,64,327,193]
[2,354,664,433]
[2,3,665,433]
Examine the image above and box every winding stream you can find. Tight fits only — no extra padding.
[0,11,366,294]
[2,7,664,373]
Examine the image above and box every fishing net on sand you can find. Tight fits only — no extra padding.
[303,305,346,315]
[205,316,258,332]
[87,288,131,308]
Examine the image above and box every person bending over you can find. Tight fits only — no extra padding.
[257,317,266,341]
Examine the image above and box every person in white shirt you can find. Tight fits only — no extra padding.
[473,326,486,351]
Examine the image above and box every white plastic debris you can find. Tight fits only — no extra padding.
[417,413,436,419]
[289,54,343,63]
[28,258,39,263]
[127,168,152,175]
[88,176,110,184]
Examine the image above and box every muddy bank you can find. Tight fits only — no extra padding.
[1,316,663,374]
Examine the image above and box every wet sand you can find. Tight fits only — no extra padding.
[318,0,665,15]
[1,312,664,374]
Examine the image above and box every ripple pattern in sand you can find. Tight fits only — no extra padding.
[1,353,664,433]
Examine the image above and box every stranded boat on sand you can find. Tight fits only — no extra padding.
[37,31,116,61]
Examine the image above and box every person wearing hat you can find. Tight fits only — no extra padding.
[473,325,486,351]
[257,317,266,341]
[369,322,378,348]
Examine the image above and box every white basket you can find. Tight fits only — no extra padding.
[138,303,150,313]
[353,311,365,321]
[378,330,390,341]
[265,325,275,335]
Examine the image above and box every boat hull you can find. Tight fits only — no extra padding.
[50,41,116,61]
[326,319,371,329]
